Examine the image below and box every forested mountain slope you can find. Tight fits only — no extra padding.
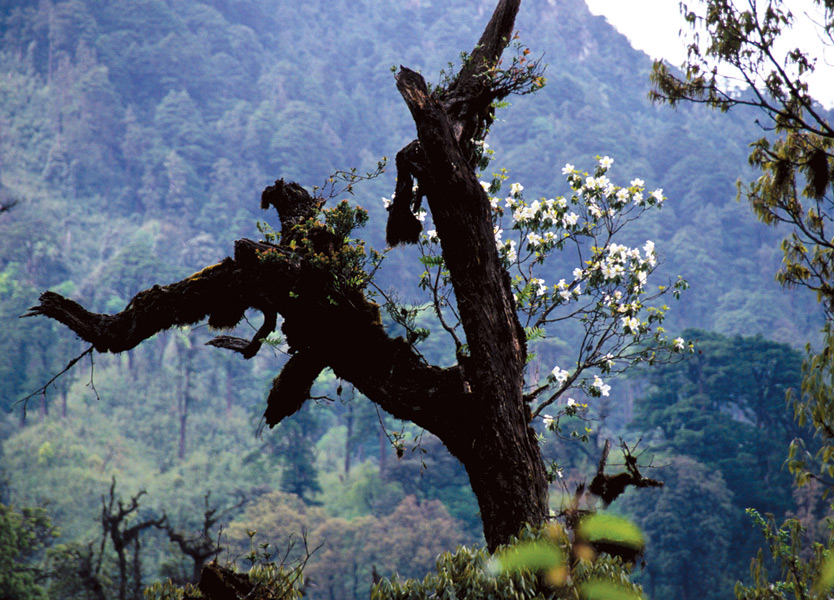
[0,0,825,598]
[0,0,821,344]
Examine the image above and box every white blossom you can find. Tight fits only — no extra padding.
[674,337,685,351]
[634,270,648,289]
[591,375,611,397]
[601,263,621,280]
[622,315,640,334]
[643,240,657,267]
[588,203,603,219]
[603,354,614,369]
[527,232,543,247]
[562,163,574,175]
[510,182,524,196]
[599,156,614,169]
[551,365,570,385]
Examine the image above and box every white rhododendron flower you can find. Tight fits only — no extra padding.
[551,365,570,385]
[591,375,611,397]
[622,315,640,334]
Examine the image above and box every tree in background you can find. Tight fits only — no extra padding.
[634,329,802,514]
[651,0,834,318]
[651,0,834,596]
[0,503,56,600]
[626,330,806,590]
[27,0,687,551]
[619,456,736,600]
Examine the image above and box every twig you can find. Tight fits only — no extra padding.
[14,345,94,411]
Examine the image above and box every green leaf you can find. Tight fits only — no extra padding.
[491,540,564,574]
[579,580,645,600]
[815,553,834,593]
[578,513,644,550]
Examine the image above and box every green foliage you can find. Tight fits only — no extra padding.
[0,503,57,600]
[143,543,307,600]
[650,0,833,328]
[225,491,464,598]
[789,322,834,490]
[258,199,383,296]
[47,541,119,600]
[634,328,802,514]
[373,523,644,600]
[650,6,834,596]
[618,456,736,600]
[733,508,834,600]
[1,1,829,598]
[577,514,644,554]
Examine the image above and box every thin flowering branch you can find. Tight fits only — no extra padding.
[418,238,464,350]
[413,154,691,422]
[485,156,689,416]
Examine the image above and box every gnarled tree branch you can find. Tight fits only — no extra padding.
[28,0,553,551]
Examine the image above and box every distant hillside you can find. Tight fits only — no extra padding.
[1,0,819,348]
[0,3,823,597]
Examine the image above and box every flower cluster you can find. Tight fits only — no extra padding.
[419,155,689,415]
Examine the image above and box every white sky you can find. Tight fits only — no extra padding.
[584,0,834,108]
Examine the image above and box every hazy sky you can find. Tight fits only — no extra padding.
[584,0,834,108]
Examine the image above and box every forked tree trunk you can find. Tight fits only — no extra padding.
[26,0,549,551]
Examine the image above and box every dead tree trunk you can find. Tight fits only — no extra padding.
[26,0,548,551]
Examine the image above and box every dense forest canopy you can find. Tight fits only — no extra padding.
[0,0,831,598]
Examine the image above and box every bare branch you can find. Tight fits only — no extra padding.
[14,345,93,410]
[588,440,663,507]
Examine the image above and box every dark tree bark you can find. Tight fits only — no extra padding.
[100,479,166,600]
[157,493,244,583]
[26,0,548,551]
